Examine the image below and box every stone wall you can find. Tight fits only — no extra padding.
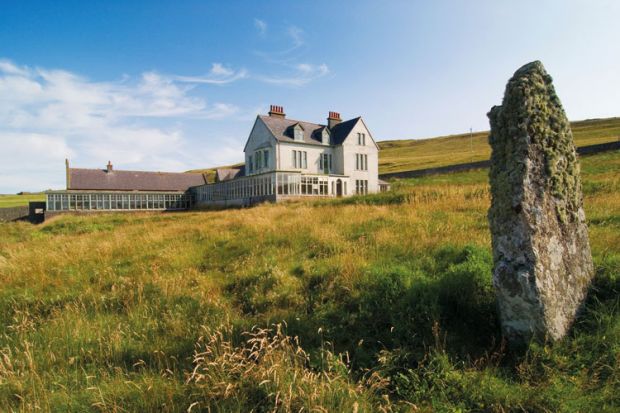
[0,206,30,222]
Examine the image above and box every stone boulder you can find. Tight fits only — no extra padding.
[487,61,594,343]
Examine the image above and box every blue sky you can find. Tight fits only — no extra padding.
[1,0,619,192]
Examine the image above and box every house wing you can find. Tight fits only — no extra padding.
[331,117,380,149]
[243,116,277,153]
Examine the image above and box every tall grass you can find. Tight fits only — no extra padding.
[0,151,618,411]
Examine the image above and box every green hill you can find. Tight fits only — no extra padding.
[378,117,620,174]
[0,150,618,411]
[187,117,620,178]
[0,193,45,208]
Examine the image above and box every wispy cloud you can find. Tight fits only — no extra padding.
[0,59,242,192]
[254,24,306,62]
[287,26,304,49]
[252,24,330,87]
[257,63,330,87]
[254,18,267,35]
[174,63,247,85]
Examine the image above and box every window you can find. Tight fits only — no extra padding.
[248,155,253,173]
[319,153,332,174]
[294,124,304,141]
[255,151,262,171]
[357,133,366,145]
[322,129,330,144]
[263,150,269,168]
[355,179,369,195]
[355,154,368,171]
[301,176,328,196]
[292,150,307,169]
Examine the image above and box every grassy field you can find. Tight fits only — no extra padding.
[378,117,620,173]
[0,150,618,411]
[0,194,45,209]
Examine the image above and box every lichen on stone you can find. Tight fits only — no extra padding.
[487,61,594,343]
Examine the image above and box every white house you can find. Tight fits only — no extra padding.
[194,105,388,207]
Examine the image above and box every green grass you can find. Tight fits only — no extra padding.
[1,114,616,411]
[0,193,45,208]
[0,152,618,411]
[378,117,620,174]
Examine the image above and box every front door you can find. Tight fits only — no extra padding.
[336,179,342,197]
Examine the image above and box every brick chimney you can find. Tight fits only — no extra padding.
[268,105,285,118]
[65,158,71,189]
[327,111,341,129]
[106,161,113,173]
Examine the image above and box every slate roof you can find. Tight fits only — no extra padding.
[258,115,361,146]
[215,167,245,182]
[68,168,208,191]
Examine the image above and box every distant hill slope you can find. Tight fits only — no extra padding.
[189,117,619,178]
[378,117,620,174]
[186,162,245,183]
[0,193,45,208]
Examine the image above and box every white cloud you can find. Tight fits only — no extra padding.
[257,63,330,86]
[287,26,304,49]
[0,59,30,76]
[252,24,330,87]
[254,18,267,35]
[0,59,242,193]
[174,63,247,85]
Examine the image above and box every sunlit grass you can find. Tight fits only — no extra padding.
[0,194,45,209]
[0,151,618,411]
[379,117,620,173]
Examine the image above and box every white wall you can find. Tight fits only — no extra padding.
[245,118,276,175]
[278,142,336,174]
[243,116,380,195]
[340,120,379,193]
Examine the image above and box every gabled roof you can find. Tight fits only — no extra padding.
[330,117,361,145]
[215,167,245,182]
[258,115,362,146]
[68,168,207,191]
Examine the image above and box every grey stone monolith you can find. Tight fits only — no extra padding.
[487,61,594,343]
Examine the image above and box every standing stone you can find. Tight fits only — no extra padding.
[487,61,594,343]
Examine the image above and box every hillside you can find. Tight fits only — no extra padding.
[185,117,620,178]
[186,162,245,182]
[0,150,618,411]
[0,193,45,208]
[378,117,620,174]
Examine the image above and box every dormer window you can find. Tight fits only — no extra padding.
[321,128,330,145]
[293,124,304,141]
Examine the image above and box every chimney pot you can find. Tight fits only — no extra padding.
[327,111,342,129]
[269,104,286,118]
[106,161,113,172]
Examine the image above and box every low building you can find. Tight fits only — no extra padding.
[46,160,206,212]
[46,106,386,212]
[193,106,382,207]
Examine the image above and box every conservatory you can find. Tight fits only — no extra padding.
[193,171,349,207]
[46,191,192,212]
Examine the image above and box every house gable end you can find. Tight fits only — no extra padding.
[337,117,380,150]
[243,116,277,153]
